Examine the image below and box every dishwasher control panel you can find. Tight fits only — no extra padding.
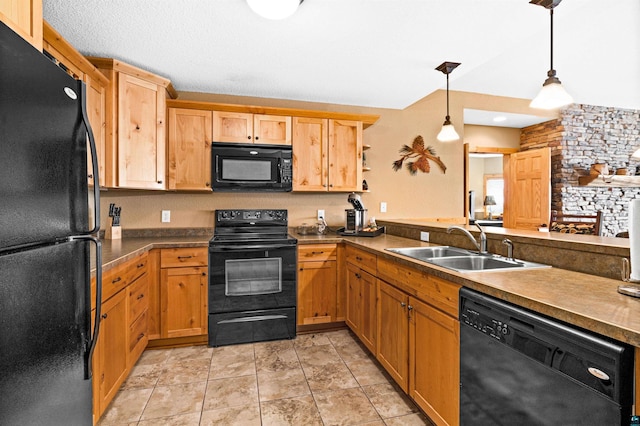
[460,303,509,341]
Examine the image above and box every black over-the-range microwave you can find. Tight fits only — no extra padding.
[211,142,293,192]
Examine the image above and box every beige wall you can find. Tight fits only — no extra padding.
[100,91,552,230]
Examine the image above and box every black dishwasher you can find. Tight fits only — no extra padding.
[460,288,634,426]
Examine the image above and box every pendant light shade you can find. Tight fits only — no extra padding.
[247,0,303,20]
[530,0,573,109]
[435,61,461,142]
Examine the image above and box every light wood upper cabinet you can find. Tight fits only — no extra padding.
[168,108,212,191]
[88,57,173,189]
[293,118,363,192]
[0,0,42,50]
[213,111,291,145]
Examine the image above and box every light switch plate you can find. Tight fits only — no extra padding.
[380,202,387,213]
[161,210,171,223]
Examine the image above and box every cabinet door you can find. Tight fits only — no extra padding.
[212,111,253,143]
[292,117,328,191]
[297,259,337,325]
[117,73,166,189]
[168,108,212,190]
[161,266,208,338]
[94,288,128,417]
[377,280,409,392]
[410,297,460,426]
[345,262,362,335]
[359,268,377,353]
[0,0,42,50]
[328,119,362,192]
[254,114,291,145]
[86,74,106,187]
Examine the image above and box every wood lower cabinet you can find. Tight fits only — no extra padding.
[297,244,338,327]
[159,247,208,339]
[377,279,410,392]
[345,261,377,353]
[0,0,42,50]
[213,111,291,145]
[168,107,212,191]
[409,297,460,426]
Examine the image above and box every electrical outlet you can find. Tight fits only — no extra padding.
[161,210,171,223]
[380,202,387,213]
[317,209,325,221]
[420,231,430,242]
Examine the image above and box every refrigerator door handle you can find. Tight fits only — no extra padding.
[71,235,102,380]
[78,80,101,235]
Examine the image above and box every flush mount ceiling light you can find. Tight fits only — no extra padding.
[247,0,303,20]
[529,0,574,110]
[435,61,461,142]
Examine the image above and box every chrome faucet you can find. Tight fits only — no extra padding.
[502,238,514,260]
[447,223,488,254]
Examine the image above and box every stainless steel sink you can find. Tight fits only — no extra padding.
[385,246,550,272]
[386,246,472,260]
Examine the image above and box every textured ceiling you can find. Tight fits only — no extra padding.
[43,0,639,111]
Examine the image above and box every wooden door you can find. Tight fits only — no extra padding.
[328,119,363,192]
[254,114,291,145]
[95,288,128,417]
[86,74,106,187]
[297,259,337,325]
[503,147,551,230]
[359,269,377,353]
[292,117,329,191]
[345,262,362,334]
[161,266,208,338]
[168,108,212,190]
[212,111,253,143]
[377,280,409,392]
[410,297,460,426]
[0,0,42,49]
[118,73,166,189]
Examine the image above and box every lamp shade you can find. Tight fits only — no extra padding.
[530,79,574,109]
[483,195,497,206]
[247,0,301,20]
[632,148,640,159]
[437,121,460,142]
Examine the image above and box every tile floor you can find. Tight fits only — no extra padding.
[98,329,434,425]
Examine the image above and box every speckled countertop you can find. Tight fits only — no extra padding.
[95,230,640,347]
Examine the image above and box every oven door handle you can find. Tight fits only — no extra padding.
[218,315,288,324]
[210,243,295,252]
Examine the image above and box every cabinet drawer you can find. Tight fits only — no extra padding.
[346,246,377,275]
[128,273,149,322]
[102,253,148,302]
[129,310,148,362]
[298,244,337,261]
[160,247,208,268]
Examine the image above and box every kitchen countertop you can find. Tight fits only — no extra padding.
[96,230,640,347]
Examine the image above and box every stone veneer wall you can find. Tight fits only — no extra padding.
[520,105,640,236]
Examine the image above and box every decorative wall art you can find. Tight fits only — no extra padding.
[392,135,447,175]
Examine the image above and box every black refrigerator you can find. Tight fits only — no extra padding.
[0,22,102,425]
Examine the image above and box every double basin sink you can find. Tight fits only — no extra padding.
[385,246,549,273]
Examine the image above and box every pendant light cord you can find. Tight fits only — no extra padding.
[549,8,554,71]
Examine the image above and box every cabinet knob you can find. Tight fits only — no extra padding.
[112,277,122,284]
[206,182,210,187]
[247,136,252,140]
[101,313,108,319]
[157,180,163,184]
[407,305,413,311]
[355,273,361,279]
[137,294,144,300]
[87,174,93,179]
[137,263,145,268]
[201,272,207,276]
[401,302,406,308]
[255,136,259,140]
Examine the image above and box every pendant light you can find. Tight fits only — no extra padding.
[247,0,303,20]
[436,61,461,142]
[529,0,573,109]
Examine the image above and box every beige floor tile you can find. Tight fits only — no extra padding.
[140,381,206,420]
[137,411,202,425]
[346,357,392,387]
[200,404,261,426]
[314,387,381,425]
[255,344,300,373]
[363,382,418,418]
[99,387,153,424]
[260,395,323,426]
[156,358,211,385]
[203,375,259,411]
[166,345,213,364]
[120,363,161,390]
[209,346,255,379]
[257,367,311,401]
[303,362,359,392]
[383,412,434,426]
[294,333,332,348]
[136,348,171,366]
[324,329,359,347]
[334,339,371,363]
[296,344,343,368]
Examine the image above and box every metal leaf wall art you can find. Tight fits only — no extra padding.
[392,135,447,175]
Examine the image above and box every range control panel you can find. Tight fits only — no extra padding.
[215,209,288,225]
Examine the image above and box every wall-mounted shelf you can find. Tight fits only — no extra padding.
[578,175,640,188]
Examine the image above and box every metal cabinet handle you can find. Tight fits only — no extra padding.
[355,273,361,279]
[401,302,406,307]
[112,277,122,284]
[177,255,193,260]
[101,313,108,319]
[137,263,145,268]
[137,294,144,300]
